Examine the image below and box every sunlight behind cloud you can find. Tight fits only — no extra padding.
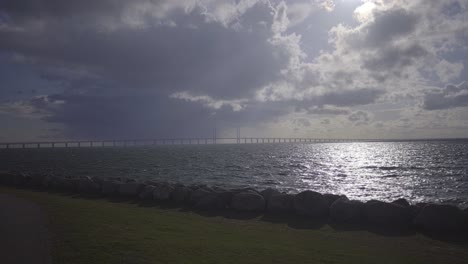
[353,1,377,22]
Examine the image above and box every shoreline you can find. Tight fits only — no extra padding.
[1,171,467,236]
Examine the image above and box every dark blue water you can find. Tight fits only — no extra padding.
[1,141,468,206]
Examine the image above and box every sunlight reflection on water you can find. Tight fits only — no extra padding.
[1,141,468,205]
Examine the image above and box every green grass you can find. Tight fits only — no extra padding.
[1,187,468,264]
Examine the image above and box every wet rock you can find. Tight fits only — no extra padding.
[414,204,468,232]
[69,178,81,191]
[13,174,29,186]
[118,182,144,197]
[231,187,260,195]
[0,172,15,185]
[330,197,364,224]
[193,193,229,211]
[101,180,120,195]
[77,177,100,193]
[260,188,281,202]
[28,173,46,188]
[152,184,175,201]
[323,193,344,207]
[231,192,266,212]
[139,185,155,200]
[267,194,294,214]
[365,200,412,228]
[409,204,423,218]
[293,191,329,218]
[392,198,410,207]
[171,186,192,203]
[189,188,214,205]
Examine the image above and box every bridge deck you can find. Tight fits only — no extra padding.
[0,137,372,149]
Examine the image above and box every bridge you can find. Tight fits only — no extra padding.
[0,137,374,149]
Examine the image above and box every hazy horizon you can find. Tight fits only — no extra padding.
[1,0,468,141]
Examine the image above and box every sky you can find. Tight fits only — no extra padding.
[0,0,467,141]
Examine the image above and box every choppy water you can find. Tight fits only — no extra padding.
[1,141,468,206]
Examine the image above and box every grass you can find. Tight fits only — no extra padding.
[1,186,468,264]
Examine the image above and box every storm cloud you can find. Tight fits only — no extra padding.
[0,0,467,140]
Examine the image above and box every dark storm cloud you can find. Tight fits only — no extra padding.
[362,44,428,71]
[0,0,127,21]
[363,8,419,48]
[0,11,284,99]
[29,93,297,139]
[423,82,468,110]
[0,0,421,139]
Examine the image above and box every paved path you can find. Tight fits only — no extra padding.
[0,194,50,264]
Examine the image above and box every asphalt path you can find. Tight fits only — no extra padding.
[0,193,50,264]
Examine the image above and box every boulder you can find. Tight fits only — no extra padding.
[392,198,410,207]
[409,204,423,218]
[267,194,294,214]
[193,193,226,211]
[118,182,144,197]
[139,185,156,200]
[414,204,468,232]
[330,197,364,224]
[0,172,15,185]
[28,173,46,188]
[189,188,213,205]
[293,191,329,218]
[260,188,281,202]
[101,180,120,195]
[41,175,53,189]
[364,200,412,228]
[152,184,175,201]
[231,192,265,212]
[215,191,235,209]
[61,178,75,191]
[77,177,100,193]
[13,174,29,186]
[69,178,81,191]
[171,186,192,203]
[323,193,344,207]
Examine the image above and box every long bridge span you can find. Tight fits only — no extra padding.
[0,137,376,149]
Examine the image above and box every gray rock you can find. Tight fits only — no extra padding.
[215,191,235,209]
[193,193,224,211]
[189,188,213,205]
[267,194,294,214]
[365,200,412,228]
[409,204,423,218]
[293,191,329,218]
[139,185,155,200]
[152,184,175,201]
[77,177,100,193]
[330,197,364,224]
[0,172,15,185]
[118,182,143,197]
[28,174,46,187]
[171,186,192,203]
[101,180,120,195]
[41,175,53,189]
[323,193,344,207]
[69,178,81,191]
[231,192,265,212]
[13,174,29,186]
[260,188,281,201]
[392,198,410,207]
[414,204,468,232]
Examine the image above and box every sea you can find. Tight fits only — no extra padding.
[1,140,468,206]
